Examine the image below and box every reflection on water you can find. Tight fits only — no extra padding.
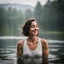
[0,36,64,64]
[17,58,43,64]
[17,57,49,64]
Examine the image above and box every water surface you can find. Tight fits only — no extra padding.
[0,36,64,64]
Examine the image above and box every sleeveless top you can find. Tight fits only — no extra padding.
[22,38,42,58]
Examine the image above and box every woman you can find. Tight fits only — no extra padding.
[17,18,49,64]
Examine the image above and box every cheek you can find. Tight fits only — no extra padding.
[30,28,39,32]
[29,28,32,33]
[37,28,39,31]
[29,28,34,34]
[30,28,34,31]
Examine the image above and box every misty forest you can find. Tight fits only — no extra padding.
[0,0,64,40]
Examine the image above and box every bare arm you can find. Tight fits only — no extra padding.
[41,39,49,64]
[42,39,49,56]
[17,40,24,64]
[17,40,24,57]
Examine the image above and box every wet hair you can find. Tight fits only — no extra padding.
[22,18,38,36]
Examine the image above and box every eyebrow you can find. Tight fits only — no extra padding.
[31,24,38,27]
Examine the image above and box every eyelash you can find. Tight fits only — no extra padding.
[31,25,38,28]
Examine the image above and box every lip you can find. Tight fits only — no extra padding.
[33,30,38,33]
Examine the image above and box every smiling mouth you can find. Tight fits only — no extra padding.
[33,30,38,33]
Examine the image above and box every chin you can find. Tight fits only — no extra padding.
[33,33,38,36]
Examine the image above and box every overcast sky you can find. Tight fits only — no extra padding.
[0,0,48,6]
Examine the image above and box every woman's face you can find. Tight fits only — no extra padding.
[29,21,39,36]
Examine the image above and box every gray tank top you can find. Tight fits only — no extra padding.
[22,38,42,58]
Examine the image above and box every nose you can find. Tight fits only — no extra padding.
[34,27,39,30]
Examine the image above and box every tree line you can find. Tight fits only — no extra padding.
[0,0,64,36]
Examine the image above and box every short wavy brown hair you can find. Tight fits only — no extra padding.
[22,18,37,36]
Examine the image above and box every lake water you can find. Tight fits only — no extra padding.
[0,36,64,64]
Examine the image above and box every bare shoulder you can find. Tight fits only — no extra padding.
[41,38,48,48]
[41,38,48,43]
[17,40,24,47]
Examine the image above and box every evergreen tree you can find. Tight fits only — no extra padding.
[24,9,33,20]
[34,1,43,28]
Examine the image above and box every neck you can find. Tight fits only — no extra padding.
[28,36,38,42]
